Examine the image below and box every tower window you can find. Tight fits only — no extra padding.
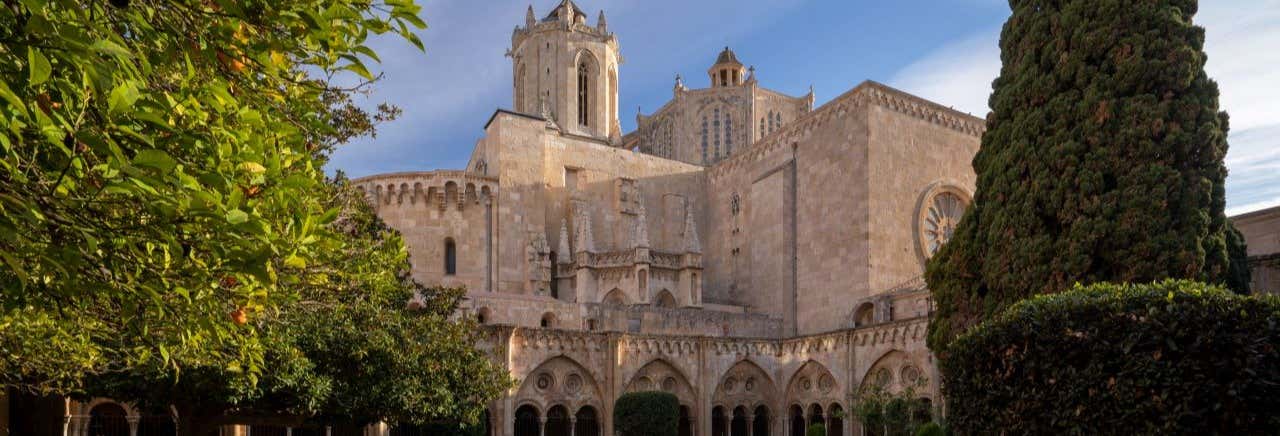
[701,117,709,164]
[720,70,728,87]
[578,62,590,126]
[725,116,733,155]
[713,108,721,159]
[444,238,457,275]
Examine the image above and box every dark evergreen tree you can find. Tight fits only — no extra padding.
[926,0,1249,350]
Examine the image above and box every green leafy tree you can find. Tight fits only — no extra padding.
[88,181,511,435]
[806,423,827,436]
[0,0,422,394]
[926,0,1249,350]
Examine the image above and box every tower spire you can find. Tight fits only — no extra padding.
[525,5,535,27]
[597,10,608,33]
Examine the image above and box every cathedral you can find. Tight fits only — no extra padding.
[354,1,982,435]
[25,1,1280,436]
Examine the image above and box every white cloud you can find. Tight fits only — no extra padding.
[889,1,1280,214]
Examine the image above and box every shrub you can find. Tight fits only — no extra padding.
[613,391,678,436]
[806,423,826,436]
[941,280,1280,434]
[914,422,946,436]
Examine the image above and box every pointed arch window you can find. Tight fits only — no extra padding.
[578,62,590,127]
[725,116,733,155]
[713,108,721,160]
[701,116,709,164]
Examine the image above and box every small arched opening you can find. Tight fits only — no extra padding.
[731,405,748,436]
[808,404,825,428]
[829,403,845,436]
[87,403,129,436]
[712,406,727,436]
[655,289,677,309]
[789,404,805,436]
[476,307,491,325]
[753,405,770,436]
[444,237,457,275]
[679,405,694,436]
[545,405,571,436]
[540,312,557,328]
[514,405,540,436]
[854,302,875,327]
[574,406,600,436]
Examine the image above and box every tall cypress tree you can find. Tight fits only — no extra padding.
[926,0,1249,350]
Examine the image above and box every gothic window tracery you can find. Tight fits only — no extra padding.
[701,117,709,164]
[713,108,721,160]
[577,62,590,126]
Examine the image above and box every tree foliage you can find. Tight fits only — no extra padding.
[940,281,1280,434]
[926,0,1249,350]
[0,0,423,394]
[613,391,679,436]
[87,180,511,434]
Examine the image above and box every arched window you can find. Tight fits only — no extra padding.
[575,406,600,436]
[444,238,457,275]
[760,117,766,138]
[586,318,598,330]
[476,307,491,325]
[753,405,770,436]
[854,302,875,327]
[828,403,845,436]
[88,403,130,436]
[578,62,590,126]
[808,404,825,428]
[638,270,648,295]
[725,116,733,155]
[514,405,540,436]
[713,108,721,159]
[655,290,676,309]
[540,312,556,328]
[679,405,694,436]
[789,405,806,436]
[731,406,748,436]
[701,116,709,164]
[546,405,571,436]
[712,406,727,436]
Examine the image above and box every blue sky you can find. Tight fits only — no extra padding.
[329,0,1280,215]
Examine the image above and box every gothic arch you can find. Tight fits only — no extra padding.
[514,356,605,415]
[860,350,927,396]
[624,359,696,407]
[785,360,841,413]
[654,289,677,308]
[713,359,778,412]
[573,49,602,130]
[602,288,627,305]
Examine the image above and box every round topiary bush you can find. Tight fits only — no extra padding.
[941,280,1280,434]
[613,391,678,436]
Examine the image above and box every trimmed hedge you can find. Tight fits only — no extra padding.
[613,391,678,436]
[941,281,1280,434]
[806,423,826,436]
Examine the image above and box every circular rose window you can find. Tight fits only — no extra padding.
[917,185,971,261]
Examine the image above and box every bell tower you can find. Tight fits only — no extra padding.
[509,0,622,142]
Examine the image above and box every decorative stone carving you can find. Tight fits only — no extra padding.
[536,372,554,391]
[916,183,971,261]
[565,373,583,394]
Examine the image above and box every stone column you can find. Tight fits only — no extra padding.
[127,415,140,436]
[539,417,547,436]
[745,414,754,436]
[781,417,789,436]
